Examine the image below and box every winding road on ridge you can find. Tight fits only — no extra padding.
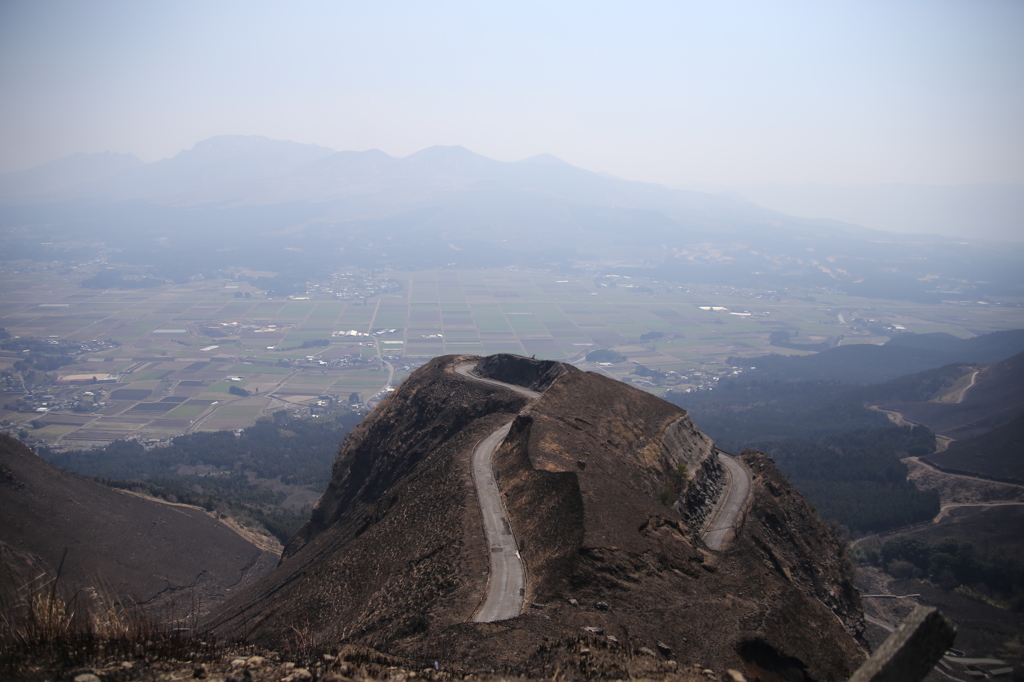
[701,450,751,551]
[456,360,750,620]
[455,363,540,623]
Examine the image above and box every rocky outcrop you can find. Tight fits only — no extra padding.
[661,412,716,470]
[679,451,726,531]
[660,414,724,529]
[473,353,566,392]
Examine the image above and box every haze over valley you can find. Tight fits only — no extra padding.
[1,2,1022,680]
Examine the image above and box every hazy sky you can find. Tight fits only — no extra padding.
[1,0,1022,186]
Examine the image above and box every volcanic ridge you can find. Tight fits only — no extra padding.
[201,354,867,679]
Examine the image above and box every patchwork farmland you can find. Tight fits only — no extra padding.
[3,266,1022,448]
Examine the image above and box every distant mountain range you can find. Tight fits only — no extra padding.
[1,135,1022,300]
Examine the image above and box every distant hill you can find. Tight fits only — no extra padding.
[670,337,1024,455]
[880,349,1024,440]
[0,151,142,200]
[68,135,337,200]
[733,329,1024,385]
[924,412,1024,484]
[0,435,277,617]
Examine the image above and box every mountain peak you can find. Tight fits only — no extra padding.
[180,135,335,161]
[405,144,483,159]
[518,152,574,167]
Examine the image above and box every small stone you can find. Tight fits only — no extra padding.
[231,658,247,667]
[282,662,296,671]
[246,655,266,667]
[121,661,134,669]
[74,675,101,682]
[702,669,716,677]
[579,648,591,656]
[595,601,609,611]
[323,654,336,662]
[656,641,672,657]
[568,598,579,608]
[582,626,604,635]
[725,670,747,682]
[284,668,313,681]
[606,635,619,646]
[638,647,657,657]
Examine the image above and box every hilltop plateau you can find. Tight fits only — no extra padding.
[204,354,867,680]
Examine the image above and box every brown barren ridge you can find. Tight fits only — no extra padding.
[202,354,868,679]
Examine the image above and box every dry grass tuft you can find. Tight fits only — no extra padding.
[0,549,216,679]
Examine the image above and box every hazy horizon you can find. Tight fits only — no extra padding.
[7,134,1022,241]
[2,1,1022,189]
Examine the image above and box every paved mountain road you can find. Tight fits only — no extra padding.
[454,364,541,400]
[701,451,751,551]
[468,419,526,623]
[455,363,538,622]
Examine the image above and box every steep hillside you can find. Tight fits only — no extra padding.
[735,329,1024,385]
[882,349,1024,440]
[0,435,278,617]
[925,412,1024,483]
[205,354,866,679]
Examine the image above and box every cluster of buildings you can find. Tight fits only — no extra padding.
[303,271,402,300]
[7,388,108,415]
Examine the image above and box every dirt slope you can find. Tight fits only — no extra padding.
[204,354,866,680]
[0,434,278,617]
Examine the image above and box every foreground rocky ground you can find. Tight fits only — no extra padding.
[7,640,751,682]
